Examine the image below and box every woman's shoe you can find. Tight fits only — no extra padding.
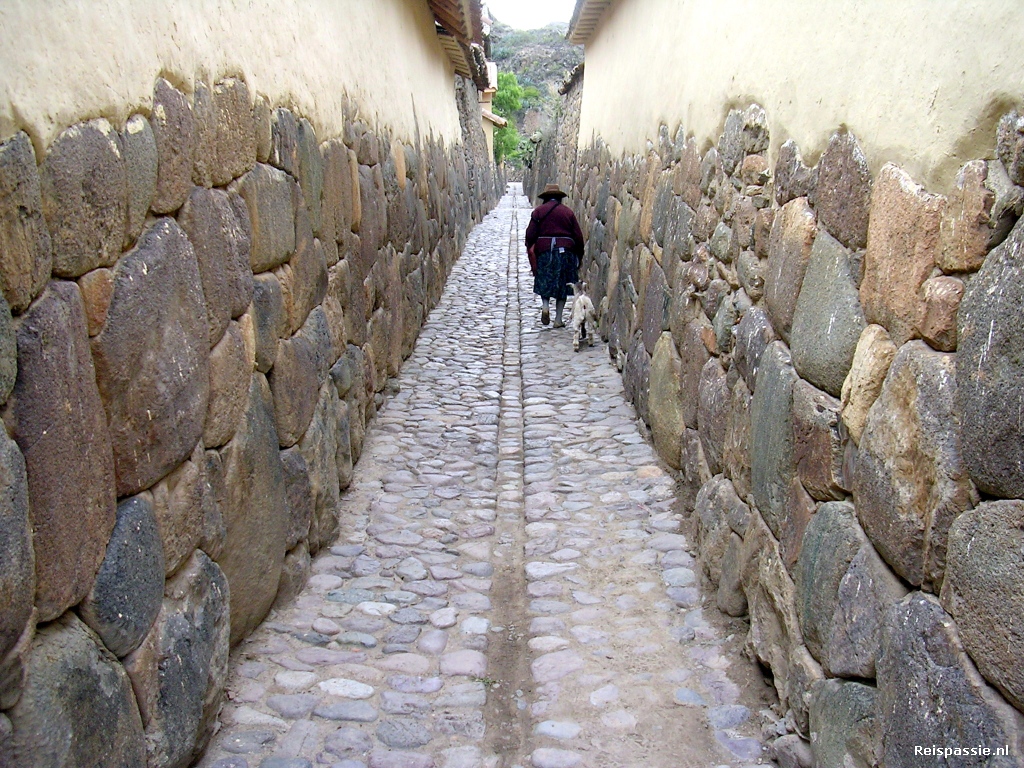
[553,319,565,328]
[541,309,550,325]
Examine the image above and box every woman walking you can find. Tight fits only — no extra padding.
[525,183,585,327]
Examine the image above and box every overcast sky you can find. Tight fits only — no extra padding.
[484,0,577,29]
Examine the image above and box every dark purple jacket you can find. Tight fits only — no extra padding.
[525,200,585,256]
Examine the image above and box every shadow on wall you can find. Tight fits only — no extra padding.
[533,96,1024,766]
[0,73,497,765]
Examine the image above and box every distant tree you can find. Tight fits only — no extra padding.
[493,72,524,119]
[493,72,525,164]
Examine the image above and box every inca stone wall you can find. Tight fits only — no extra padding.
[531,97,1024,764]
[0,73,497,766]
[524,63,583,202]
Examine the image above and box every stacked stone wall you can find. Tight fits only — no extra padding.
[535,99,1024,763]
[0,73,496,766]
[524,64,583,201]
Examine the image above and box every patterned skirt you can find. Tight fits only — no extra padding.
[533,249,578,300]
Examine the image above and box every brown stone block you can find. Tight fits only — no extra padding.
[151,443,206,577]
[92,219,210,496]
[151,78,195,215]
[191,79,217,188]
[120,114,157,249]
[40,118,126,278]
[267,333,319,448]
[742,513,823,735]
[0,132,52,313]
[275,206,327,335]
[792,380,847,501]
[853,341,978,589]
[204,321,251,449]
[996,109,1024,186]
[860,162,944,346]
[766,197,816,343]
[216,373,287,644]
[811,130,872,250]
[77,268,114,337]
[840,324,897,445]
[648,333,685,469]
[212,77,257,186]
[723,378,752,500]
[253,93,272,164]
[938,160,996,273]
[919,274,963,351]
[3,280,116,621]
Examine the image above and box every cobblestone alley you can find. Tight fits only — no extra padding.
[199,185,772,768]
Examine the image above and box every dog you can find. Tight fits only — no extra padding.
[570,282,598,352]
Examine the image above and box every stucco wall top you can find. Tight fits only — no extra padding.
[578,0,1024,191]
[0,0,463,153]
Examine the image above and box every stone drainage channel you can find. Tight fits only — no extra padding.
[199,185,772,768]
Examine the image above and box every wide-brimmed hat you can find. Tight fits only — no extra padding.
[538,183,568,200]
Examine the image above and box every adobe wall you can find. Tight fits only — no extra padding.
[577,0,1024,193]
[532,78,1024,767]
[0,6,498,762]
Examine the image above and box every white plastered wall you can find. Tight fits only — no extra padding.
[578,0,1024,191]
[0,0,463,152]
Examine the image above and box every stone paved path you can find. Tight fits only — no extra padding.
[199,186,771,768]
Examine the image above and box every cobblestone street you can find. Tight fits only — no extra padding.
[199,185,771,768]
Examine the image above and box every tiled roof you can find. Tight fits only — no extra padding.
[567,0,615,45]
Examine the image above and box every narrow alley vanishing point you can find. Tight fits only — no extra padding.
[200,185,772,768]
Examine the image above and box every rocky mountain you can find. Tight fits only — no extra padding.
[489,20,583,134]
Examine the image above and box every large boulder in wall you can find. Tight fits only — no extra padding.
[956,215,1024,498]
[124,550,230,768]
[9,613,146,766]
[216,373,288,644]
[853,341,977,590]
[3,280,116,622]
[877,593,1024,766]
[91,218,210,497]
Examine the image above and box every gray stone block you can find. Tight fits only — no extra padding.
[0,429,32,661]
[796,502,905,678]
[79,494,164,658]
[124,549,230,767]
[268,333,319,448]
[3,280,116,621]
[792,380,847,501]
[9,613,146,766]
[299,384,342,555]
[151,78,195,215]
[205,321,252,449]
[996,109,1024,185]
[774,139,817,206]
[854,341,978,589]
[957,215,1024,497]
[234,163,297,273]
[791,228,866,396]
[648,332,685,469]
[92,218,210,496]
[878,593,1024,766]
[280,447,314,550]
[40,118,126,278]
[178,187,254,348]
[765,197,816,343]
[251,272,287,374]
[276,205,327,336]
[212,77,257,186]
[216,374,288,645]
[120,114,158,248]
[808,679,879,768]
[942,500,1024,712]
[811,130,872,250]
[151,442,207,577]
[697,357,729,475]
[0,131,51,312]
[733,306,776,393]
